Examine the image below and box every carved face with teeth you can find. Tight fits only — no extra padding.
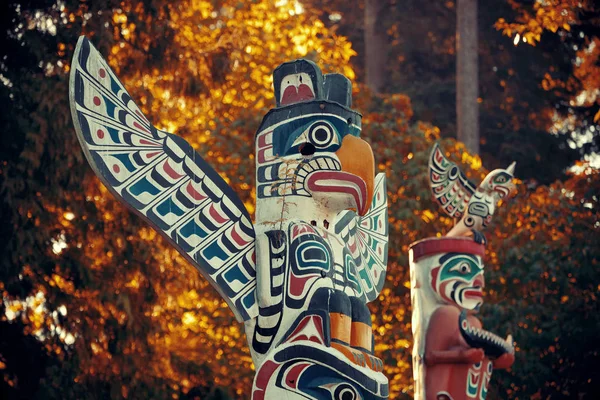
[430,252,485,311]
[255,60,374,226]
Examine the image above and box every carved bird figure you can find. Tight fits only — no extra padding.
[70,37,389,399]
[428,143,516,243]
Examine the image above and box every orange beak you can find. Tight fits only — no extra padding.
[335,135,375,216]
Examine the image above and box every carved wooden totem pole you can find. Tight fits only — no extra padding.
[409,143,516,400]
[70,37,389,399]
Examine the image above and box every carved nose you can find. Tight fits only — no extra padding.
[474,275,485,288]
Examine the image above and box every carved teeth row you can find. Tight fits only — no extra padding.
[300,156,341,174]
[466,323,514,353]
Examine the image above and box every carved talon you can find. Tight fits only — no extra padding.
[471,229,487,245]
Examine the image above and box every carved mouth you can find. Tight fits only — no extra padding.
[284,156,341,196]
[464,277,485,298]
[294,156,368,214]
[459,310,514,358]
[463,288,483,299]
[305,170,367,215]
[493,185,512,198]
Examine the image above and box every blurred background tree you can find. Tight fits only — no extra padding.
[307,0,600,184]
[0,0,598,399]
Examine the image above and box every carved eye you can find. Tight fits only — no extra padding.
[333,384,358,400]
[290,121,339,153]
[308,122,338,148]
[450,262,471,274]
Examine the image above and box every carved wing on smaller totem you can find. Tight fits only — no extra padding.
[428,143,478,220]
[334,173,388,303]
[69,36,257,322]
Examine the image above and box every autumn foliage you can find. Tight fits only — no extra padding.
[0,1,599,399]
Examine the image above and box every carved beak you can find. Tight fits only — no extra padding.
[335,135,375,216]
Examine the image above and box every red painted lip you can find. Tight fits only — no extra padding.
[464,288,483,299]
[305,170,368,215]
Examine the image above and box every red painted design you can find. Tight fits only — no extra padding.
[208,204,229,224]
[287,315,310,339]
[97,129,104,139]
[163,160,183,179]
[145,151,161,159]
[289,273,316,297]
[285,363,310,389]
[306,171,367,215]
[435,149,443,163]
[253,360,279,399]
[186,182,206,201]
[139,139,159,146]
[292,224,315,238]
[98,68,106,78]
[93,96,101,106]
[133,121,150,134]
[281,84,315,105]
[113,165,120,173]
[410,237,485,263]
[230,225,249,247]
[430,266,440,290]
[257,131,272,148]
[257,148,273,164]
[285,315,325,345]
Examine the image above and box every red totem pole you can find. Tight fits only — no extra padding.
[409,144,516,400]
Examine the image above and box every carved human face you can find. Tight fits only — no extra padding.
[429,252,484,310]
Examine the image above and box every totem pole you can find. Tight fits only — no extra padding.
[70,37,389,399]
[409,143,516,400]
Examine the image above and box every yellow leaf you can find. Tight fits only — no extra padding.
[563,23,571,32]
[594,109,600,123]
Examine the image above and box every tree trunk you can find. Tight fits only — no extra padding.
[365,0,387,93]
[456,0,479,154]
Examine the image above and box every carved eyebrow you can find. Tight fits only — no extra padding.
[439,252,478,264]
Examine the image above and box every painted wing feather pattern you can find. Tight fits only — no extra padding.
[69,36,257,322]
[428,143,477,220]
[334,173,388,302]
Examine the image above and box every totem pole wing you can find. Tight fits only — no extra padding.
[334,173,388,303]
[69,36,257,322]
[428,143,477,220]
